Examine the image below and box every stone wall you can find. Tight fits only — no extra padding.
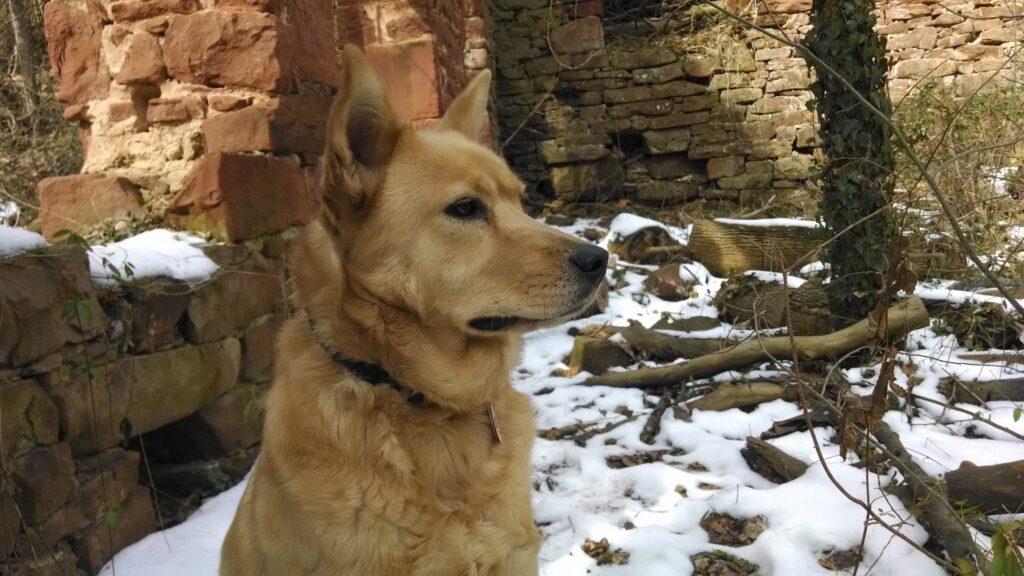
[0,238,285,573]
[19,1,485,572]
[491,0,1022,207]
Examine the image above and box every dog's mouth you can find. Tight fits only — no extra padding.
[468,287,603,333]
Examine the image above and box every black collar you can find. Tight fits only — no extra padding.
[305,309,425,405]
[304,308,503,443]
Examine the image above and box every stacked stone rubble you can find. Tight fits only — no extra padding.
[0,238,285,573]
[491,0,1022,206]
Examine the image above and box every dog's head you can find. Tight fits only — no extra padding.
[315,45,607,336]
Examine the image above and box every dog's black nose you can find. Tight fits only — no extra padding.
[568,243,609,280]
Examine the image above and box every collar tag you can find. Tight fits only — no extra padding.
[487,403,502,444]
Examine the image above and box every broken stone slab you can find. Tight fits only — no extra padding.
[51,338,241,455]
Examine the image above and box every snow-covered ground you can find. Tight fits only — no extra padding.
[78,213,1022,575]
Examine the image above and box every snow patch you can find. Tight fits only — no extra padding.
[88,229,219,286]
[0,225,48,259]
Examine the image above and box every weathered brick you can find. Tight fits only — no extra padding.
[203,94,332,154]
[38,174,145,240]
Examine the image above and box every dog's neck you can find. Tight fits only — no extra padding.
[291,221,519,413]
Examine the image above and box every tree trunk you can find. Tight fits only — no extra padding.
[805,0,896,328]
[7,0,39,116]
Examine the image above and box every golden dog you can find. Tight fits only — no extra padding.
[220,45,608,576]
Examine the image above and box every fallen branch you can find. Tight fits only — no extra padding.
[585,298,929,388]
[741,436,808,483]
[945,460,1024,515]
[688,381,798,411]
[872,422,989,574]
[939,377,1024,404]
[640,390,675,445]
[618,322,739,361]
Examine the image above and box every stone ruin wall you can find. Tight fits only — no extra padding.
[491,0,1023,209]
[4,0,488,573]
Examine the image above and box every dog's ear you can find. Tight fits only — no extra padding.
[434,70,491,143]
[322,45,404,215]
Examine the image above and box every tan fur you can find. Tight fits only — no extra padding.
[220,46,605,576]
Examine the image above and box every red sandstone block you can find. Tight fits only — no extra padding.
[147,96,206,124]
[167,153,315,242]
[110,0,199,22]
[164,3,338,92]
[202,94,332,154]
[365,40,442,122]
[114,31,166,84]
[38,174,146,240]
[43,1,109,105]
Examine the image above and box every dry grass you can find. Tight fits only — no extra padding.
[892,73,1024,280]
[0,1,82,228]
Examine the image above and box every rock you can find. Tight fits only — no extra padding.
[365,39,441,123]
[0,380,59,458]
[10,444,76,525]
[608,226,684,265]
[891,58,957,79]
[720,87,763,106]
[183,251,284,343]
[707,156,744,180]
[3,547,78,576]
[146,95,206,124]
[241,315,281,382]
[51,339,241,455]
[609,48,676,69]
[111,30,166,84]
[690,551,760,576]
[634,180,702,205]
[167,152,315,242]
[0,247,105,367]
[72,486,156,574]
[43,1,109,104]
[164,10,280,90]
[645,156,704,180]
[643,128,691,154]
[702,512,768,546]
[537,139,609,165]
[550,16,603,54]
[109,0,199,22]
[548,157,624,202]
[207,94,252,112]
[644,264,694,301]
[38,174,145,240]
[126,281,191,353]
[568,336,632,375]
[774,154,817,179]
[650,80,706,99]
[683,57,717,78]
[202,94,333,154]
[717,171,773,189]
[632,62,684,84]
[142,384,264,461]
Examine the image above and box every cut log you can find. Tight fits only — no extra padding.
[939,378,1024,404]
[873,422,988,574]
[568,336,633,375]
[713,273,831,335]
[741,436,808,483]
[608,226,686,265]
[618,323,739,361]
[945,460,1024,514]
[688,219,824,276]
[688,381,798,411]
[585,298,929,388]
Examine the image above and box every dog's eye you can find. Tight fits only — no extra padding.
[444,197,487,221]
